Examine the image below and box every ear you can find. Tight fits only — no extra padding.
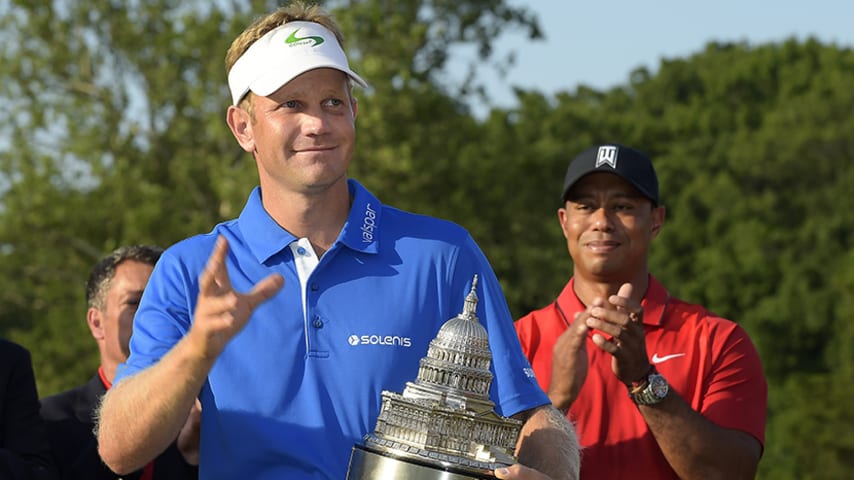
[650,205,666,239]
[557,206,571,239]
[87,307,105,340]
[351,96,358,120]
[226,105,256,153]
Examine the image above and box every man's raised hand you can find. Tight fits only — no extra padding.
[190,236,284,360]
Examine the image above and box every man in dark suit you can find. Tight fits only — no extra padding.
[0,338,58,479]
[40,245,199,479]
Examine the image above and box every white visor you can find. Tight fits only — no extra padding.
[227,21,369,106]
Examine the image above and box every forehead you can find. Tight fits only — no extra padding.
[108,260,154,291]
[566,172,646,199]
[270,68,350,97]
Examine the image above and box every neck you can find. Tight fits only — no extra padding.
[261,180,351,254]
[571,271,650,307]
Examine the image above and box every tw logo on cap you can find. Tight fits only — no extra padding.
[595,146,619,168]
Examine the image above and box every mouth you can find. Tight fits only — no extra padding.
[294,148,335,155]
[584,239,620,253]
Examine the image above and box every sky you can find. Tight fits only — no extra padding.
[471,0,854,110]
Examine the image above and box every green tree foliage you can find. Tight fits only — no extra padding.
[0,0,540,393]
[633,41,854,478]
[0,0,271,394]
[483,39,854,478]
[0,1,851,477]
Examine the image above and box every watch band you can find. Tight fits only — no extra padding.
[629,364,656,392]
[629,372,670,405]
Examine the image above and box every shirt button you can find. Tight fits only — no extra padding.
[296,246,307,255]
[312,317,323,328]
[310,283,319,291]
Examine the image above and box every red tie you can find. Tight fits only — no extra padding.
[140,462,155,480]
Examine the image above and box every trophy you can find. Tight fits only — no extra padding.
[347,275,522,479]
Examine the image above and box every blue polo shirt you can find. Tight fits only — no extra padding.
[117,179,548,479]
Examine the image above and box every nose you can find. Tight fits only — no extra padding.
[301,109,329,136]
[590,207,614,231]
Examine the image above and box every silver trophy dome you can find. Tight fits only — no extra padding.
[434,277,489,348]
[348,275,522,479]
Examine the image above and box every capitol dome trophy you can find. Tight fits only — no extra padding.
[347,276,522,479]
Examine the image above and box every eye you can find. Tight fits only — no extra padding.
[322,97,344,108]
[281,100,299,109]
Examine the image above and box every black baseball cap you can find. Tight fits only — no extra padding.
[560,143,659,205]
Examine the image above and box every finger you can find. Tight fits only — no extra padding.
[195,294,242,317]
[494,463,550,479]
[617,282,633,299]
[245,273,284,310]
[200,236,231,295]
[585,308,624,337]
[591,332,620,354]
[184,398,202,418]
[556,315,589,354]
[609,283,643,322]
[573,315,591,338]
[494,466,511,479]
[606,300,642,323]
[572,311,591,333]
[608,284,635,311]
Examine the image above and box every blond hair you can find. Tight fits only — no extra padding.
[225,2,347,111]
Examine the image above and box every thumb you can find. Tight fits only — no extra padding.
[617,282,633,300]
[494,464,550,479]
[246,274,284,309]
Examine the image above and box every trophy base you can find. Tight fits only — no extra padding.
[346,444,496,479]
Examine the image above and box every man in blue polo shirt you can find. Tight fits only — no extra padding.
[95,4,579,480]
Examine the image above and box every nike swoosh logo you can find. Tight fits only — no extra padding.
[285,29,325,47]
[652,353,686,364]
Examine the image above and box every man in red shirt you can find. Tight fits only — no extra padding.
[515,144,767,479]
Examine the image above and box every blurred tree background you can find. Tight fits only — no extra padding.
[0,1,851,478]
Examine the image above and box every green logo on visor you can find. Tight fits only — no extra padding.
[285,29,325,47]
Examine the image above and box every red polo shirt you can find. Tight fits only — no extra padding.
[515,275,766,479]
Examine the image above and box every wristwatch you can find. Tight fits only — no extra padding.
[628,370,670,405]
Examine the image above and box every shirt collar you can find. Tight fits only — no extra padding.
[556,274,670,326]
[338,179,381,254]
[98,366,112,390]
[238,186,298,264]
[238,179,382,264]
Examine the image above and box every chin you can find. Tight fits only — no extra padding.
[586,264,625,280]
